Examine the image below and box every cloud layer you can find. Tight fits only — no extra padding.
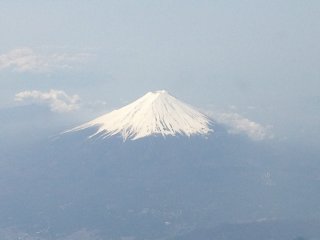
[0,48,92,73]
[15,90,80,113]
[208,111,273,140]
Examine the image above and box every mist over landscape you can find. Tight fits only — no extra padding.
[1,1,320,239]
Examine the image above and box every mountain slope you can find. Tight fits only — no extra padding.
[66,90,213,140]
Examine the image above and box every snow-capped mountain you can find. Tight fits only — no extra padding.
[66,90,213,140]
[2,92,319,240]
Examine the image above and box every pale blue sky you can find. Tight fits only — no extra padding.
[0,0,319,144]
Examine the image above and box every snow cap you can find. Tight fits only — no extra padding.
[67,90,213,141]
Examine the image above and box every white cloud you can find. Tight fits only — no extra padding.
[207,111,273,140]
[0,48,92,73]
[15,90,80,113]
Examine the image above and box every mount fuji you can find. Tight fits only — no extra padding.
[66,90,213,141]
[0,91,319,240]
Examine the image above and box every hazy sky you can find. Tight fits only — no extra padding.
[0,0,319,144]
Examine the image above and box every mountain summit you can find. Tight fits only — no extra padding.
[67,90,213,141]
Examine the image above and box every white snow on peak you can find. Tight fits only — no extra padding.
[67,90,213,141]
